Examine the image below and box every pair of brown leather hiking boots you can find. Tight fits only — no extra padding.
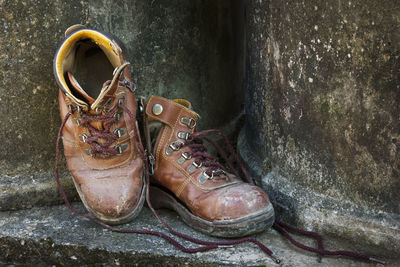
[54,25,274,237]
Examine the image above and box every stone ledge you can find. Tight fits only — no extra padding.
[238,128,400,257]
[262,171,400,254]
[1,203,397,266]
[0,171,78,211]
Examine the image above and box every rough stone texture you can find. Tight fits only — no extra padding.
[0,0,245,210]
[2,203,398,266]
[240,0,399,254]
[0,172,79,211]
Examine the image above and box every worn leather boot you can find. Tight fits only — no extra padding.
[144,96,274,237]
[53,25,146,225]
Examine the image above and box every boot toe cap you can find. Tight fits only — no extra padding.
[204,183,271,221]
[78,173,144,221]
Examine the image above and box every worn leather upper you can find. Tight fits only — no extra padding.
[146,96,271,221]
[55,26,144,221]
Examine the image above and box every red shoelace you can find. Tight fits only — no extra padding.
[76,105,121,158]
[54,101,386,265]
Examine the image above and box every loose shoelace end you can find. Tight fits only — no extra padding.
[369,257,386,265]
[271,255,281,264]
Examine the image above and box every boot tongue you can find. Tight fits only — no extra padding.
[66,62,130,110]
[67,72,95,104]
[91,62,130,111]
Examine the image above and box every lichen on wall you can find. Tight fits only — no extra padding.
[242,0,399,253]
[250,0,399,213]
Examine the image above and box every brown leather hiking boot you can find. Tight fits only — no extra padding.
[143,96,275,237]
[53,25,146,225]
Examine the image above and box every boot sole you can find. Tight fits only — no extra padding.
[149,186,275,238]
[72,168,146,225]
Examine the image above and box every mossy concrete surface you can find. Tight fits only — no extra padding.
[2,203,399,266]
[0,0,245,210]
[240,0,399,254]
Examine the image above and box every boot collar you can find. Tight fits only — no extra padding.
[53,27,124,111]
[145,96,200,128]
[91,62,130,111]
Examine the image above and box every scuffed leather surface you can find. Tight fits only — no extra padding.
[56,29,143,220]
[147,96,271,221]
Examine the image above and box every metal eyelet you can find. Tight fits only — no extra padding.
[198,171,215,184]
[198,175,208,184]
[182,151,192,159]
[122,79,135,92]
[113,128,126,138]
[188,161,202,173]
[77,105,85,114]
[68,104,75,113]
[118,96,125,106]
[73,118,81,126]
[177,151,191,164]
[180,117,196,129]
[193,161,202,168]
[78,133,89,143]
[103,98,112,111]
[170,141,183,150]
[115,143,129,155]
[177,157,185,164]
[166,147,173,155]
[114,111,123,121]
[95,106,103,114]
[177,131,191,140]
[165,140,184,155]
[205,171,214,179]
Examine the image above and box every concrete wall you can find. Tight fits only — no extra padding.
[240,0,399,254]
[2,0,398,257]
[0,0,245,210]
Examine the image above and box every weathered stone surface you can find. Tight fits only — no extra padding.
[85,0,245,129]
[2,203,398,266]
[0,172,79,211]
[0,0,245,209]
[240,0,399,253]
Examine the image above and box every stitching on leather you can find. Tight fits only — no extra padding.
[171,153,240,191]
[169,109,183,143]
[176,177,191,197]
[62,136,78,145]
[160,108,183,164]
[168,157,232,192]
[156,101,179,172]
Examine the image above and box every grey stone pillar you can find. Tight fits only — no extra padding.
[0,0,245,210]
[239,0,400,254]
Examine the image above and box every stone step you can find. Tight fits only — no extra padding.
[0,203,397,266]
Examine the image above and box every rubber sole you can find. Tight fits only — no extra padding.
[72,170,146,225]
[149,186,275,238]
